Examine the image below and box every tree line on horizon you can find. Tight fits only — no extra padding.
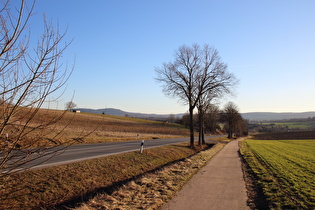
[168,101,248,140]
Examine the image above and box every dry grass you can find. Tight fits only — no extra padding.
[1,108,225,209]
[76,143,225,210]
[0,141,227,209]
[3,108,190,148]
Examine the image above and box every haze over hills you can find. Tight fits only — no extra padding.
[77,108,315,122]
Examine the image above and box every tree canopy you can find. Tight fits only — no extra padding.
[156,44,237,148]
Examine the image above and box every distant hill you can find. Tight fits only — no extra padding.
[77,108,184,121]
[241,112,315,121]
[77,108,315,122]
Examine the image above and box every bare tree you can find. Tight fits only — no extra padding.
[180,113,190,128]
[197,94,213,145]
[233,116,248,137]
[65,101,77,111]
[204,104,220,133]
[0,0,73,175]
[221,102,242,138]
[197,97,218,145]
[167,114,177,123]
[197,91,222,145]
[156,44,237,148]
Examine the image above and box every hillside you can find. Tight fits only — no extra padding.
[3,108,190,148]
[77,108,315,122]
[78,108,184,120]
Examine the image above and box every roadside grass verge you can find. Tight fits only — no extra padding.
[239,138,315,209]
[0,140,226,209]
[76,142,226,210]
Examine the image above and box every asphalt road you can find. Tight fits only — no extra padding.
[6,135,225,171]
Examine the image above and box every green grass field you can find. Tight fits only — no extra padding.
[262,120,315,130]
[240,139,315,209]
[284,121,315,129]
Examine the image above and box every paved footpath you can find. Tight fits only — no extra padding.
[162,140,249,210]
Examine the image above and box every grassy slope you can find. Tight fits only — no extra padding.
[240,133,315,209]
[4,108,190,148]
[276,121,315,129]
[262,120,315,130]
[77,143,226,210]
[58,111,190,143]
[1,108,223,209]
[0,141,226,209]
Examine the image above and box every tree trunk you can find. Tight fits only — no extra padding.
[201,106,207,145]
[189,106,195,149]
[198,106,206,145]
[228,123,233,138]
[200,107,206,144]
[198,107,202,146]
[201,123,206,145]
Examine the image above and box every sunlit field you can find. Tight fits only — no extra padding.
[262,120,315,130]
[240,136,315,209]
[1,108,190,149]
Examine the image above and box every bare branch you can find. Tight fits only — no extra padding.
[0,0,74,176]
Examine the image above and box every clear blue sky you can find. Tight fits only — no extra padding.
[24,0,315,114]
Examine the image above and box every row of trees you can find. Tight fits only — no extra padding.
[156,44,243,148]
[179,102,248,141]
[221,102,248,138]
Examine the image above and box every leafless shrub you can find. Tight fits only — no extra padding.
[0,0,74,176]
